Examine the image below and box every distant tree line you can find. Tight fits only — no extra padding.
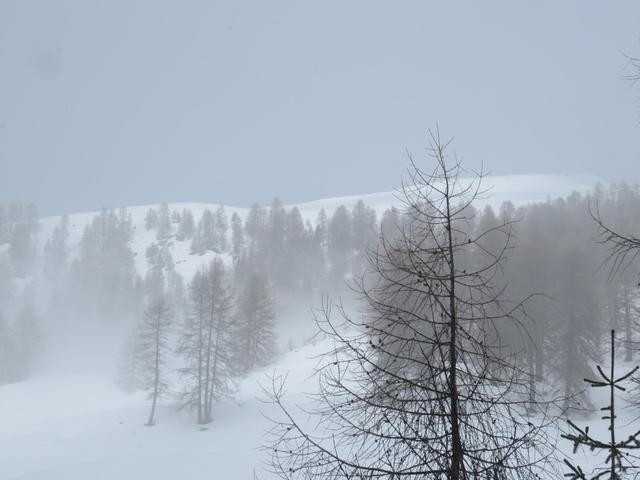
[1,183,640,424]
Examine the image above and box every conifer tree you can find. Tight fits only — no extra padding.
[213,206,229,252]
[245,203,267,249]
[191,208,214,254]
[70,208,136,318]
[137,291,172,426]
[177,208,195,240]
[145,208,159,231]
[231,212,245,263]
[171,208,181,224]
[268,131,552,480]
[9,221,35,275]
[267,198,286,262]
[235,272,277,372]
[350,200,377,275]
[327,205,351,286]
[44,214,69,279]
[380,206,401,242]
[563,330,640,480]
[156,202,172,240]
[315,208,328,252]
[281,207,309,289]
[178,260,235,424]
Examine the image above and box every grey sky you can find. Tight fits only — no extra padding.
[1,1,640,215]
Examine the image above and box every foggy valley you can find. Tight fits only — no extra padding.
[2,2,640,479]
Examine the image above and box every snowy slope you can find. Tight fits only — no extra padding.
[0,342,328,480]
[36,173,604,283]
[0,338,631,479]
[0,174,610,479]
[292,173,604,221]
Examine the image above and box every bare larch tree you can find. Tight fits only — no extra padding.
[137,295,172,426]
[266,130,555,480]
[178,259,235,425]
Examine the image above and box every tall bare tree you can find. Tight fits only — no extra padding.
[178,259,235,425]
[137,294,172,426]
[267,130,554,479]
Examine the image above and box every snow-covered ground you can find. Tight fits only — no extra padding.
[0,341,327,479]
[1,173,620,479]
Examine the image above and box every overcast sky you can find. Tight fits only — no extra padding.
[2,1,640,215]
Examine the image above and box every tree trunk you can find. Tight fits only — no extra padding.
[527,347,536,415]
[624,285,633,362]
[146,312,161,426]
[445,182,463,480]
[609,330,617,480]
[204,296,216,423]
[534,324,544,382]
[197,292,204,424]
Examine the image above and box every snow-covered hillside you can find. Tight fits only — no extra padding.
[36,173,604,283]
[0,173,614,480]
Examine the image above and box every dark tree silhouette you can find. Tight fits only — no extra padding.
[266,130,554,480]
[137,296,172,426]
[177,260,235,425]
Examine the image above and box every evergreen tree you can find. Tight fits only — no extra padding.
[235,272,277,372]
[282,207,307,289]
[145,208,159,231]
[563,331,640,479]
[244,203,267,249]
[69,208,137,319]
[380,206,401,241]
[350,200,377,275]
[9,221,35,275]
[177,208,195,240]
[315,208,328,252]
[267,198,286,262]
[302,219,326,292]
[327,205,352,286]
[243,204,268,274]
[549,195,602,410]
[212,206,229,252]
[43,214,69,279]
[230,212,244,262]
[156,202,172,240]
[191,208,214,255]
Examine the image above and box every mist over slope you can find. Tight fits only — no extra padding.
[1,173,626,480]
[36,173,604,280]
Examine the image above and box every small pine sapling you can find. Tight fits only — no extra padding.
[562,330,640,479]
